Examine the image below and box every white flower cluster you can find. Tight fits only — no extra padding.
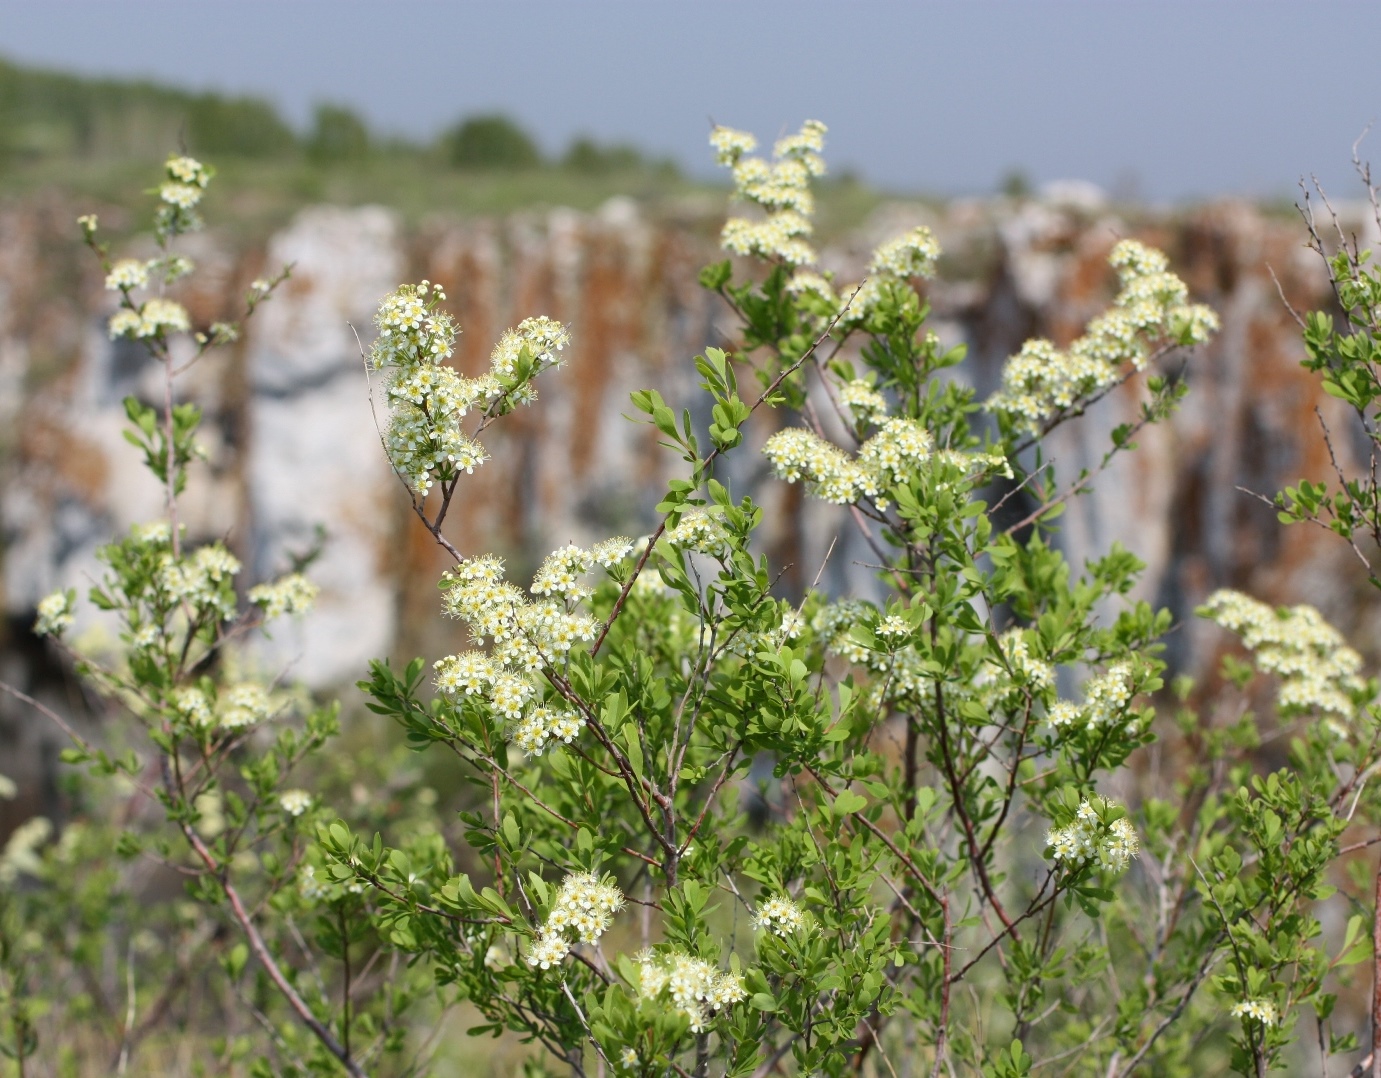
[665,508,729,556]
[435,541,627,755]
[510,706,585,756]
[752,895,806,937]
[1230,999,1279,1026]
[248,573,319,620]
[298,863,363,904]
[709,126,757,166]
[636,950,747,1032]
[762,428,864,504]
[150,254,196,285]
[169,681,272,734]
[489,315,570,381]
[172,686,214,728]
[105,259,149,292]
[370,282,569,495]
[279,789,312,817]
[1201,590,1365,719]
[1047,661,1138,734]
[727,603,806,659]
[217,683,272,730]
[159,155,211,213]
[786,270,837,305]
[159,543,242,621]
[526,871,624,969]
[838,380,890,426]
[713,120,826,266]
[812,600,877,667]
[108,296,192,341]
[859,418,936,495]
[1046,799,1138,873]
[996,630,1055,693]
[532,539,633,601]
[868,226,942,280]
[0,817,52,888]
[34,591,75,637]
[874,615,911,642]
[832,226,944,328]
[988,240,1220,434]
[762,417,936,510]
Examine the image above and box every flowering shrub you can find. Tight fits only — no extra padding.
[329,123,1381,1077]
[6,127,1381,1078]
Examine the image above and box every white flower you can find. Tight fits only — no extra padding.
[752,895,806,937]
[219,683,271,730]
[590,536,635,567]
[0,817,53,887]
[299,864,329,902]
[720,214,816,267]
[1045,799,1138,874]
[279,789,312,817]
[160,183,203,210]
[1046,701,1084,732]
[172,686,214,729]
[105,259,149,292]
[1231,999,1279,1026]
[988,240,1217,433]
[875,615,911,641]
[248,574,319,619]
[34,591,75,637]
[763,428,867,505]
[709,125,758,166]
[711,121,826,265]
[490,316,570,378]
[166,155,211,188]
[511,706,585,756]
[636,949,746,1031]
[1101,817,1139,871]
[526,871,624,968]
[868,226,941,280]
[1202,590,1364,720]
[159,544,241,619]
[787,270,838,306]
[109,297,191,340]
[666,508,730,555]
[838,380,889,425]
[434,651,495,696]
[997,630,1054,692]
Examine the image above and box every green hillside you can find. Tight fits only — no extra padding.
[0,56,885,232]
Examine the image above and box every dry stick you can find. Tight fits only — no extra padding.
[1237,483,1378,582]
[175,805,367,1077]
[930,672,1018,936]
[353,323,465,564]
[1003,367,1181,537]
[592,284,863,656]
[1373,858,1381,1078]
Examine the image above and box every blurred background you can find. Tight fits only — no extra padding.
[2,0,1381,927]
[3,3,1381,1070]
[8,0,1381,811]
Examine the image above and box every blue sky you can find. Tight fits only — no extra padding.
[3,0,1379,201]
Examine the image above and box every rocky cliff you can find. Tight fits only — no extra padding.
[2,185,1376,825]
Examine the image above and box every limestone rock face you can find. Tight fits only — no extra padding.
[245,206,403,687]
[0,188,1372,826]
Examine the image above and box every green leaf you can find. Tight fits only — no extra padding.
[622,722,645,780]
[832,789,868,816]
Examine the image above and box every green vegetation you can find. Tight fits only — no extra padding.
[0,56,892,236]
